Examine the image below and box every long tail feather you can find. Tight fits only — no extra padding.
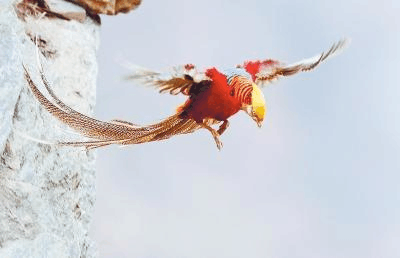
[24,65,144,140]
[23,65,210,148]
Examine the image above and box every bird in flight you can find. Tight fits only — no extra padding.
[24,40,347,150]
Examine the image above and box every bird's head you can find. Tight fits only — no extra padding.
[242,84,266,128]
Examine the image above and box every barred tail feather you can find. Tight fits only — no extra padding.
[24,65,208,148]
[58,139,132,149]
[120,115,203,145]
[24,65,143,141]
[57,114,203,148]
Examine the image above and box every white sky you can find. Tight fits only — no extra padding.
[90,0,400,257]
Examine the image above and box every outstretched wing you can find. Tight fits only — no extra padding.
[242,39,348,86]
[125,64,210,96]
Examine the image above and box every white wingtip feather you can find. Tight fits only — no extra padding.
[291,38,350,68]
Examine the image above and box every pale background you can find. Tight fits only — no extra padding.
[90,0,400,257]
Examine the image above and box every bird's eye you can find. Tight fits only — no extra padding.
[230,90,234,96]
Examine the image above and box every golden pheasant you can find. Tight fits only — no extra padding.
[24,40,347,150]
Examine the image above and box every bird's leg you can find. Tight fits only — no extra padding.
[217,120,229,135]
[201,123,223,150]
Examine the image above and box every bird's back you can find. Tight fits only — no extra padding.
[180,68,242,122]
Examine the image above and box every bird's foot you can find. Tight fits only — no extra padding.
[217,120,229,135]
[201,123,224,150]
[211,131,223,150]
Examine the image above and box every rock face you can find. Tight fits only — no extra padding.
[0,3,99,257]
[65,0,141,15]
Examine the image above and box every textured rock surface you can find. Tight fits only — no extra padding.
[0,3,99,257]
[65,0,141,15]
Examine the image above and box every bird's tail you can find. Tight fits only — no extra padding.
[56,114,203,149]
[23,66,206,149]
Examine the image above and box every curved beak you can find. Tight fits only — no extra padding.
[243,105,264,128]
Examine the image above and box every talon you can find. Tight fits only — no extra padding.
[217,140,223,150]
[214,136,223,150]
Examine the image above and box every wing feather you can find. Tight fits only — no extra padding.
[125,64,210,96]
[255,39,349,86]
